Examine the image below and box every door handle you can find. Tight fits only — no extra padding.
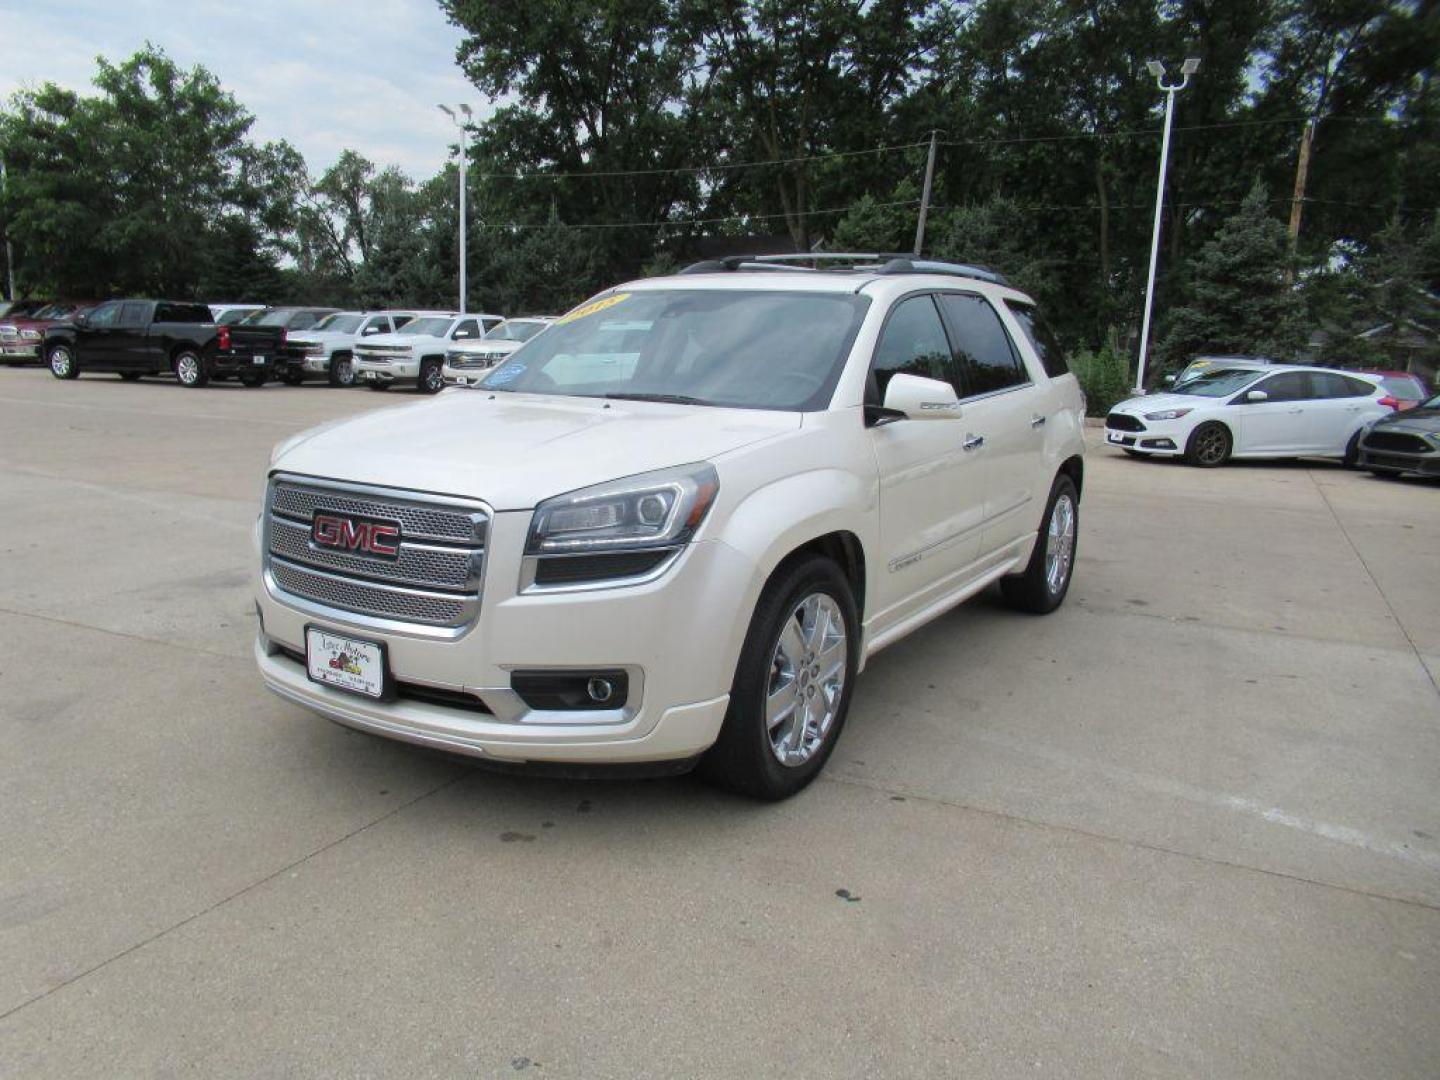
[1030,414,1047,427]
[962,434,985,451]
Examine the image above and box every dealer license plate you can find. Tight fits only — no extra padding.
[253,354,267,365]
[306,627,386,699]
[1106,431,1129,444]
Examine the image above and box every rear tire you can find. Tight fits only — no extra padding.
[174,350,209,388]
[699,555,859,801]
[328,353,354,387]
[1001,474,1079,615]
[419,357,444,394]
[48,344,79,379]
[1184,421,1231,467]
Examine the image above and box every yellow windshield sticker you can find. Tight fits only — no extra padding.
[558,293,630,325]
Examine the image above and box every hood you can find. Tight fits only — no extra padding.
[274,391,799,510]
[1372,406,1440,432]
[454,338,522,355]
[1110,392,1213,415]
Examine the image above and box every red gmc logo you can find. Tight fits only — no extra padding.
[311,512,402,560]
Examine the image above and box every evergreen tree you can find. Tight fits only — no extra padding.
[1158,182,1306,368]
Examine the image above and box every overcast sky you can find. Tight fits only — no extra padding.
[0,0,492,180]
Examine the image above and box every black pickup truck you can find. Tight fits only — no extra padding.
[43,299,285,388]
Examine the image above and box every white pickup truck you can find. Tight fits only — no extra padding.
[255,255,1085,799]
[353,312,503,393]
[278,311,415,387]
[442,316,555,387]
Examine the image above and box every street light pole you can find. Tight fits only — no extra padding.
[438,103,473,313]
[1134,58,1199,394]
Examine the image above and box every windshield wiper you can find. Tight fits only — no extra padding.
[602,392,712,406]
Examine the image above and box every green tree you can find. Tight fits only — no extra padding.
[1159,182,1306,368]
[0,45,302,297]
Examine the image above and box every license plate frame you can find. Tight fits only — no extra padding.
[304,625,390,700]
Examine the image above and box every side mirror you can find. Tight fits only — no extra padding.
[75,313,89,328]
[1244,389,1269,403]
[882,373,961,420]
[1163,374,1176,385]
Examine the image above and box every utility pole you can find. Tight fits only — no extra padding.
[1,158,15,301]
[438,103,473,313]
[913,130,938,256]
[1285,119,1315,284]
[1134,58,1200,395]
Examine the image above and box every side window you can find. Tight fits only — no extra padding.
[362,317,387,335]
[154,303,178,323]
[937,293,1027,395]
[86,302,121,328]
[483,317,503,334]
[118,301,151,328]
[1253,372,1312,402]
[870,294,962,401]
[452,319,481,340]
[1006,301,1068,378]
[392,315,414,330]
[1312,372,1368,399]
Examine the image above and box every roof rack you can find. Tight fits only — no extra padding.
[676,252,1008,285]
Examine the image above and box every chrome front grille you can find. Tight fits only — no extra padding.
[0,326,16,342]
[265,476,489,631]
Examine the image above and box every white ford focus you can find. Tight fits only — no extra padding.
[1105,364,1392,467]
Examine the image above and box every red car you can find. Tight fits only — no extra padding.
[1359,370,1431,411]
[0,301,97,365]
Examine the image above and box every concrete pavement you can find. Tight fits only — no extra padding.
[1,371,1437,1077]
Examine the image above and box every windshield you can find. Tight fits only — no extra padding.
[398,317,453,336]
[217,309,253,325]
[478,290,868,411]
[313,314,363,334]
[1170,368,1264,397]
[487,320,547,343]
[242,310,298,327]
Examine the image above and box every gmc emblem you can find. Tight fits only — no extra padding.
[311,512,402,560]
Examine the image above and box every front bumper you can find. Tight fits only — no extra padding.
[1358,446,1440,476]
[0,342,40,361]
[1103,421,1184,455]
[441,363,493,387]
[254,514,753,764]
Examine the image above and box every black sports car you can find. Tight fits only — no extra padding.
[1358,393,1440,477]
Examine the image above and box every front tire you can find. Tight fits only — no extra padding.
[328,353,354,387]
[699,556,859,800]
[419,358,444,394]
[1001,474,1079,614]
[48,345,79,380]
[1184,421,1231,467]
[174,350,209,388]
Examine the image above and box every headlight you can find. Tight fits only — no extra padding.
[527,463,719,556]
[1144,408,1193,421]
[20,329,41,340]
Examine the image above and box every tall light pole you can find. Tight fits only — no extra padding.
[438,103,473,313]
[1134,57,1199,394]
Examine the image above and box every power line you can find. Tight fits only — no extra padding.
[473,199,921,232]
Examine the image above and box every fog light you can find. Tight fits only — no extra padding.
[511,669,630,711]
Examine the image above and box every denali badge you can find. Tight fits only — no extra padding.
[311,512,402,560]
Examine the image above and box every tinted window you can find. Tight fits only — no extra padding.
[156,303,209,323]
[1006,302,1068,377]
[1253,372,1312,402]
[938,293,1026,395]
[118,302,150,328]
[452,319,481,340]
[392,315,414,329]
[482,289,869,411]
[288,312,321,330]
[86,301,121,328]
[870,295,962,400]
[1312,372,1372,399]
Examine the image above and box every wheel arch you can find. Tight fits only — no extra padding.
[1057,454,1084,500]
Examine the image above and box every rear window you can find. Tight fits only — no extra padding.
[1006,302,1068,377]
[1381,375,1425,400]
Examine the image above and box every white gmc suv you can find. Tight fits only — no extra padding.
[254,255,1086,799]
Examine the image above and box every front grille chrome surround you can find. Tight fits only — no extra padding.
[264,474,491,637]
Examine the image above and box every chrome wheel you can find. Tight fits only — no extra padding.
[421,361,443,393]
[49,346,73,377]
[175,353,200,385]
[765,592,848,767]
[1045,493,1076,595]
[333,357,353,386]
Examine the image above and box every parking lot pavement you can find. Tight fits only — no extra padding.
[2,370,1437,1078]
